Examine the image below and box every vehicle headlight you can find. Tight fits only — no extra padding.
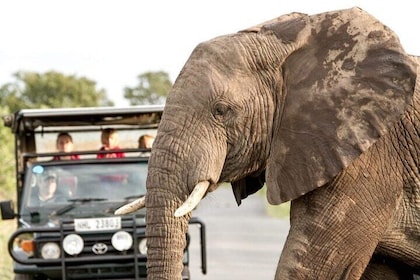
[63,234,84,255]
[111,231,133,251]
[138,238,147,255]
[40,242,60,259]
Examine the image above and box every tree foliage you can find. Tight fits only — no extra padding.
[0,107,15,200]
[0,70,114,200]
[124,71,172,105]
[0,71,114,112]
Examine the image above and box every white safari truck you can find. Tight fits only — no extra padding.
[0,106,206,280]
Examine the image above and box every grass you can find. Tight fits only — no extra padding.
[265,200,290,219]
[257,186,290,219]
[0,184,16,280]
[0,214,15,280]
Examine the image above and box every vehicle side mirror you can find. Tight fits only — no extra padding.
[0,200,16,220]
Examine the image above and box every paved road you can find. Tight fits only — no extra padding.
[188,186,290,280]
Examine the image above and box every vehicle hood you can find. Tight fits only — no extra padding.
[21,201,146,227]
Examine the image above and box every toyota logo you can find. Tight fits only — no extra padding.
[92,243,108,255]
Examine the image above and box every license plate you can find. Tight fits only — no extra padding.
[74,217,121,232]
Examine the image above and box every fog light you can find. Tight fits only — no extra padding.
[111,231,133,251]
[41,242,60,259]
[138,238,147,255]
[63,234,84,255]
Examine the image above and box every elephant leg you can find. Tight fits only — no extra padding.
[275,139,403,279]
[373,108,420,270]
[374,195,420,270]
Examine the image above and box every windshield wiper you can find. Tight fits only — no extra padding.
[50,204,75,216]
[67,198,107,203]
[50,198,108,216]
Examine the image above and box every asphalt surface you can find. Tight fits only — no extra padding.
[188,186,290,280]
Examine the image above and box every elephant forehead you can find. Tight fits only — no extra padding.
[260,15,307,43]
[190,37,246,68]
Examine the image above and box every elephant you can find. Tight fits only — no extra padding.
[115,7,420,279]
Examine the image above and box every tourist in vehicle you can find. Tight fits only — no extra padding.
[97,128,125,158]
[53,132,80,160]
[31,171,63,205]
[138,134,154,149]
[31,170,70,206]
[38,171,57,202]
[138,134,155,156]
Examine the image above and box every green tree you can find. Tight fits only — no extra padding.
[0,70,114,197]
[0,106,15,200]
[0,71,114,112]
[124,71,172,105]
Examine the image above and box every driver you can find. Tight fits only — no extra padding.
[37,171,58,203]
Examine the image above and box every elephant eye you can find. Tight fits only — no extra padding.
[212,102,230,120]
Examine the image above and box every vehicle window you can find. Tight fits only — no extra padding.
[34,129,157,155]
[21,161,148,215]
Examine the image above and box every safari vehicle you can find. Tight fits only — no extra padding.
[0,106,206,280]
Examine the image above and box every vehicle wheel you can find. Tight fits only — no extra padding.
[14,274,33,280]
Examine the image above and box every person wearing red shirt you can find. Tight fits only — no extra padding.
[97,128,125,159]
[53,132,80,160]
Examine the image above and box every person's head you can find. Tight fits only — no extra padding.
[101,128,119,150]
[138,134,155,149]
[56,132,74,153]
[38,171,57,201]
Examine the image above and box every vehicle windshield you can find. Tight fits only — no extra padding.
[20,160,148,222]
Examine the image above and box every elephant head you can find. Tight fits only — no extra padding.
[116,7,417,279]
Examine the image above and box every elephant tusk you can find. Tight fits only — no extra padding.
[114,196,146,215]
[174,181,210,217]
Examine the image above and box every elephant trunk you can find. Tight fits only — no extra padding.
[146,188,191,280]
[144,128,211,279]
[143,76,226,278]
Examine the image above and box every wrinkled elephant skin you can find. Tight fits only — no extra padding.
[141,7,420,280]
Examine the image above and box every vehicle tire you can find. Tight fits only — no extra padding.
[14,274,33,280]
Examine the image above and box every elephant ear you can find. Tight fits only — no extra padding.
[263,7,417,204]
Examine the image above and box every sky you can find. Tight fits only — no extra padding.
[1,0,419,106]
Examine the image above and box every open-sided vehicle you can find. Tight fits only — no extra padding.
[0,106,206,280]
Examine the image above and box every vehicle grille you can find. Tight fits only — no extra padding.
[35,216,147,279]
